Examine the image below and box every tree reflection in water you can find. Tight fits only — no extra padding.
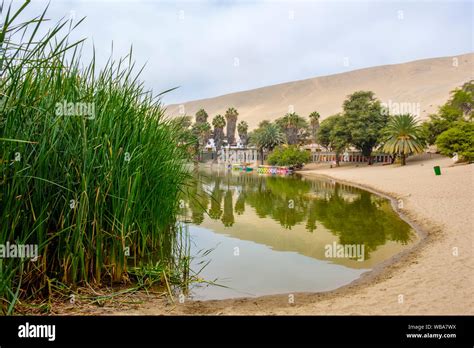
[182,169,412,260]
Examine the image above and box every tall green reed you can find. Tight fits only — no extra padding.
[0,1,192,314]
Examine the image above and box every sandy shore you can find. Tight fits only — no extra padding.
[56,154,473,315]
[294,155,474,314]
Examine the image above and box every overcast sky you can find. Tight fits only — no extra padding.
[16,0,474,104]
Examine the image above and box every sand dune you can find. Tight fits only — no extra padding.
[166,53,474,129]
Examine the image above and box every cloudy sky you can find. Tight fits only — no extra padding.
[16,0,474,104]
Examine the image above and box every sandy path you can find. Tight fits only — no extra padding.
[58,155,473,315]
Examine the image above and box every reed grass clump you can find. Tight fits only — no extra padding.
[0,1,191,314]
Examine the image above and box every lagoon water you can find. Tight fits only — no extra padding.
[182,168,417,300]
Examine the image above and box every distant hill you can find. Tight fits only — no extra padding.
[166,53,473,129]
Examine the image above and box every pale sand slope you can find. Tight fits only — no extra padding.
[69,155,472,315]
[166,53,473,130]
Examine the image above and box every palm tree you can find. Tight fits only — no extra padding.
[237,120,249,146]
[200,122,212,146]
[172,115,193,129]
[192,122,211,160]
[170,115,193,146]
[383,114,425,166]
[225,107,239,145]
[308,111,320,144]
[275,112,308,145]
[250,123,285,164]
[212,114,226,151]
[195,108,208,124]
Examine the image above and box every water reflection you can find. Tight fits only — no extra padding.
[183,168,413,262]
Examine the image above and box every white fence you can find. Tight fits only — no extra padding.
[311,151,392,163]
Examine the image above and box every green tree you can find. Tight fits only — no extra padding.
[309,111,321,144]
[170,115,194,149]
[212,114,226,151]
[250,122,285,164]
[237,120,249,146]
[195,108,209,124]
[436,121,474,162]
[342,91,388,163]
[267,145,311,168]
[275,112,309,145]
[318,114,350,166]
[172,115,192,129]
[382,114,425,166]
[225,107,239,145]
[421,81,473,144]
[192,122,211,160]
[449,81,473,120]
[421,115,451,145]
[316,118,332,150]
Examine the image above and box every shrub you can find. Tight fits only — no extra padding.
[267,146,311,168]
[436,121,474,162]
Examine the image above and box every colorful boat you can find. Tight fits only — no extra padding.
[232,163,254,172]
[257,165,293,175]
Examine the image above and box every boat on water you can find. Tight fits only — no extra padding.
[257,165,293,175]
[231,163,254,172]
